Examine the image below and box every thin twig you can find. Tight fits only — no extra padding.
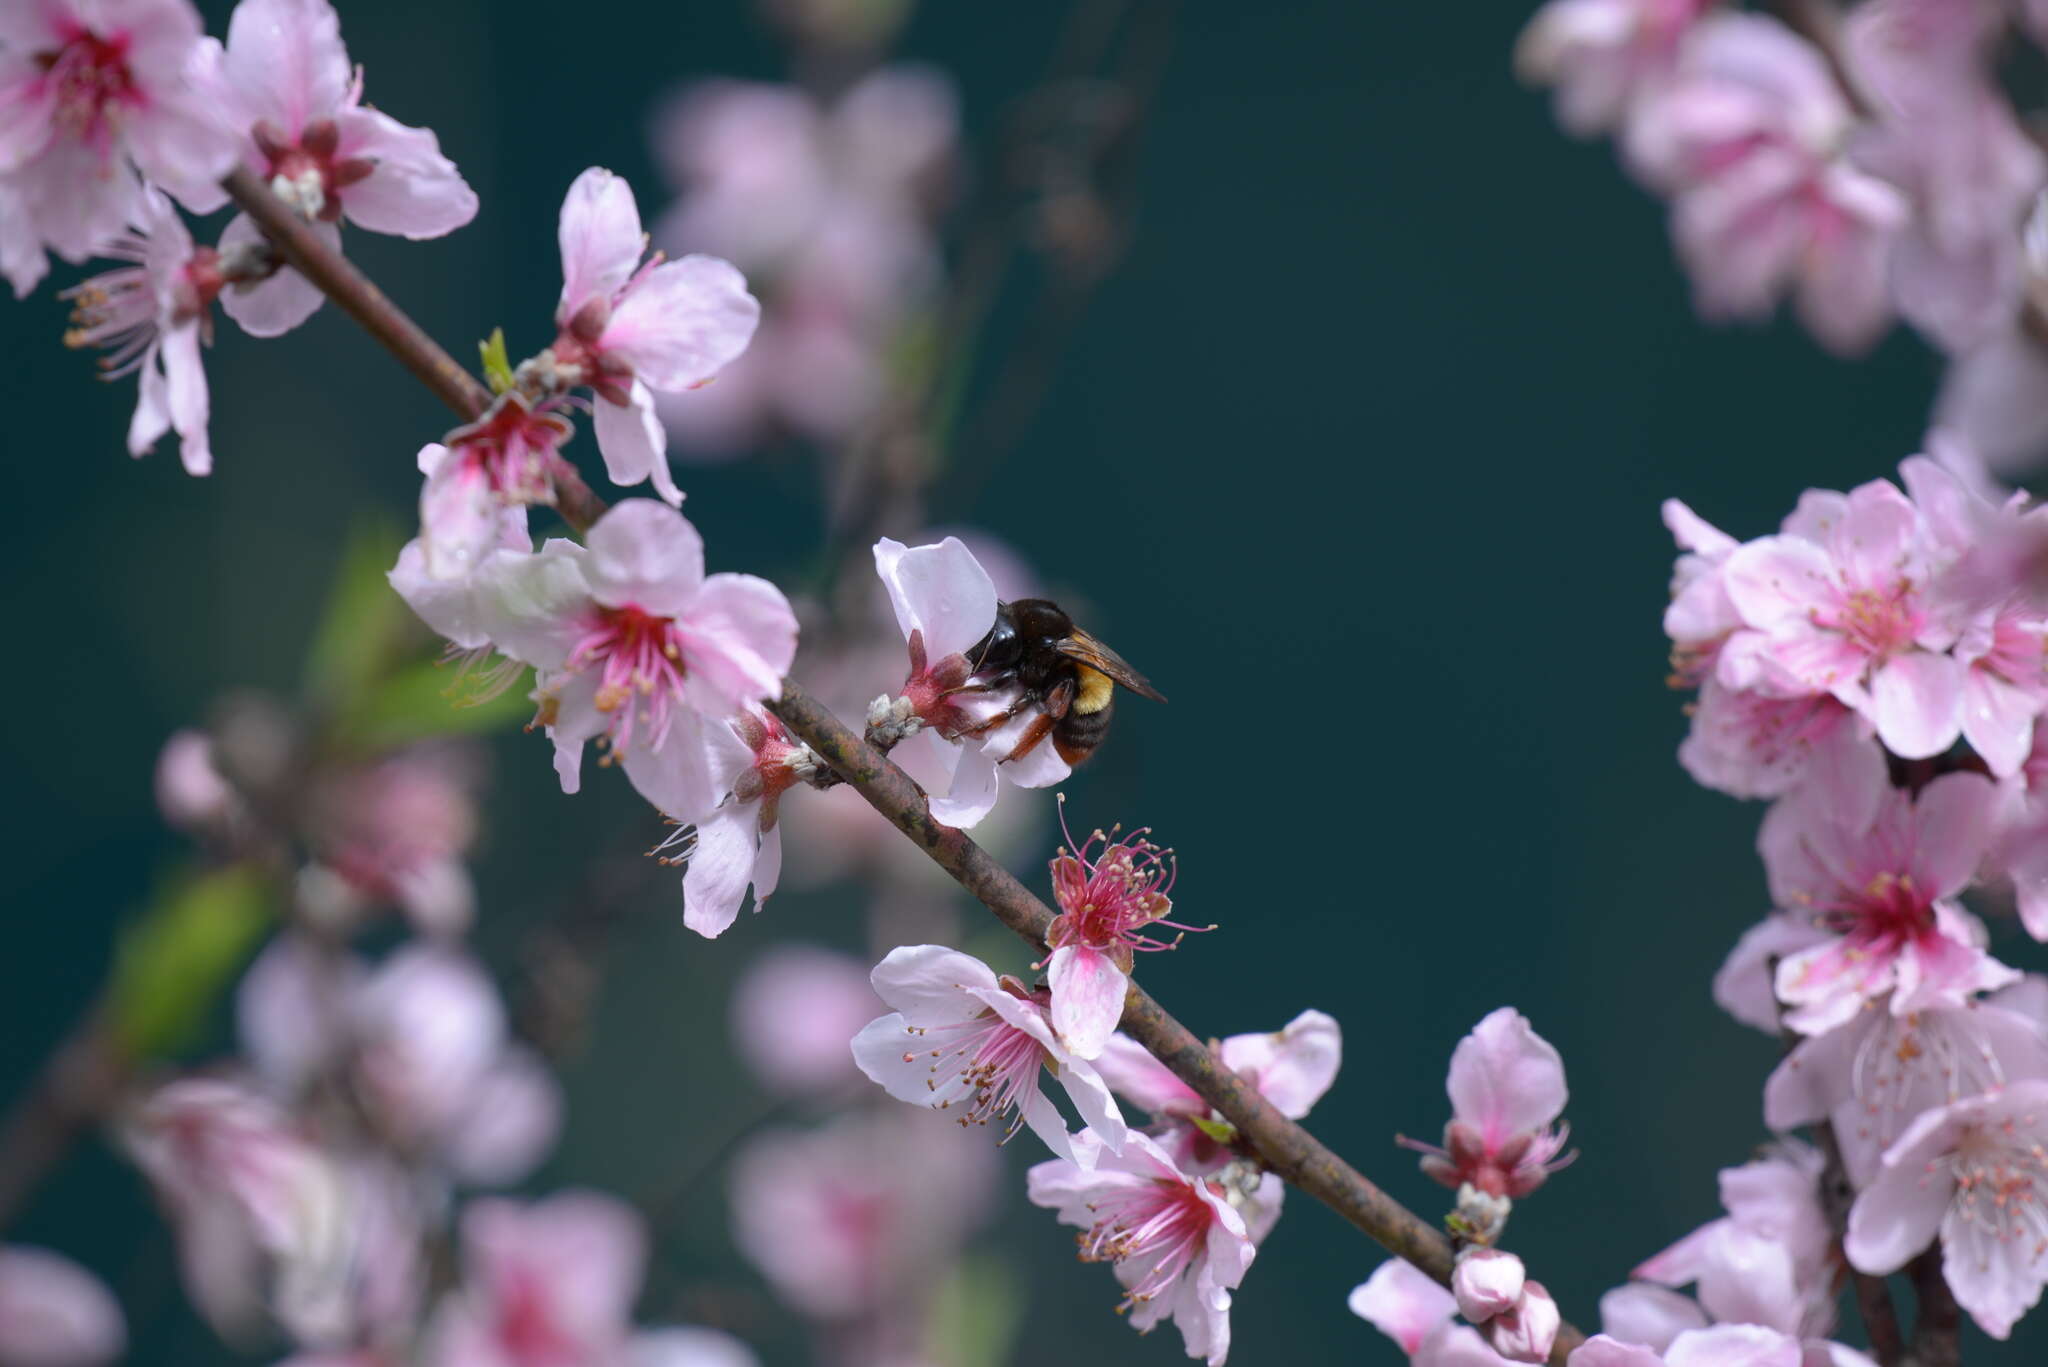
[766,680,1584,1363]
[1906,1248,1961,1367]
[1811,1117,1906,1366]
[0,1008,127,1234]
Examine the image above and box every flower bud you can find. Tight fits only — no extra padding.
[1486,1280,1559,1364]
[1453,1246,1526,1322]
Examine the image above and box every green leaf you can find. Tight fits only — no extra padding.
[1190,1114,1238,1144]
[479,327,515,395]
[924,1252,1023,1367]
[110,865,272,1059]
[301,517,407,713]
[340,654,533,749]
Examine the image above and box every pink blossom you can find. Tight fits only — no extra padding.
[728,1108,998,1320]
[1765,990,2048,1184]
[1404,1008,1572,1199]
[1487,1281,1560,1364]
[851,944,1125,1163]
[391,443,534,653]
[200,0,476,336]
[670,709,800,938]
[728,943,876,1094]
[870,536,1070,828]
[472,499,797,822]
[1027,1129,1254,1365]
[1989,728,2048,939]
[0,0,235,272]
[425,1192,645,1367]
[417,397,573,582]
[1454,1248,1527,1323]
[1845,1078,2048,1338]
[1043,818,1193,1058]
[1626,14,1905,355]
[626,1329,760,1367]
[0,1247,125,1367]
[529,167,759,500]
[1349,1258,1515,1367]
[1845,0,2045,352]
[60,186,220,473]
[1760,771,2013,1034]
[155,727,241,833]
[1568,1326,1824,1367]
[1631,1143,1835,1338]
[305,745,480,935]
[1599,1283,1710,1352]
[1093,1009,1341,1174]
[1712,913,1832,1033]
[1,179,45,296]
[1723,478,1969,758]
[1514,0,1712,136]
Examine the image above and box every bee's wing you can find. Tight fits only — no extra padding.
[1055,628,1166,702]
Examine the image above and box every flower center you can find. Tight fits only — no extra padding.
[1846,1011,2006,1158]
[1818,581,1921,660]
[905,1009,1048,1138]
[445,397,569,505]
[1816,870,1933,946]
[36,25,139,148]
[254,118,375,222]
[1945,1120,2048,1256]
[1077,1176,1218,1307]
[495,1267,584,1367]
[1048,824,1194,956]
[567,605,690,756]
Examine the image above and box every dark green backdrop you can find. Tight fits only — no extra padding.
[3,1,2030,1363]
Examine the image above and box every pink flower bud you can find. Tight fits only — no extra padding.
[1453,1247,1526,1322]
[1486,1280,1559,1364]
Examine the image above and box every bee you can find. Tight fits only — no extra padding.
[963,598,1165,766]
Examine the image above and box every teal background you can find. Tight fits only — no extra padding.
[3,0,2036,1362]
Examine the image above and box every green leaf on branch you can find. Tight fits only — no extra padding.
[924,1252,1023,1367]
[110,864,272,1058]
[1191,1114,1238,1144]
[340,655,533,749]
[301,517,407,714]
[480,328,515,395]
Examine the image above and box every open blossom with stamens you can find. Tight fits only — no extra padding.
[471,499,797,822]
[871,536,1069,828]
[1759,771,2014,1036]
[417,397,573,581]
[669,709,801,938]
[197,0,476,336]
[1094,1009,1340,1175]
[1027,1129,1254,1365]
[0,0,235,274]
[60,187,221,474]
[1845,1078,2048,1339]
[850,944,1125,1163]
[1402,1008,1573,1199]
[1765,986,2048,1184]
[1043,818,1196,1059]
[521,167,759,503]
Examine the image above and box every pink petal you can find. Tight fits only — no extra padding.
[676,573,797,708]
[1843,1106,1960,1275]
[0,1246,126,1367]
[1723,537,1837,629]
[1664,1324,1802,1367]
[1912,771,1999,897]
[626,1328,759,1367]
[867,944,1000,1024]
[221,0,349,139]
[1598,1284,1709,1353]
[1092,1032,1202,1115]
[1714,915,1830,1033]
[1868,651,1965,759]
[927,734,999,829]
[1216,1009,1341,1119]
[219,212,330,336]
[1348,1259,1456,1355]
[1056,1057,1128,1155]
[592,384,681,506]
[619,710,725,822]
[1570,1337,1671,1367]
[871,537,999,661]
[160,323,210,475]
[1939,1200,2048,1338]
[680,802,761,939]
[581,500,704,616]
[442,1047,561,1187]
[1446,1007,1567,1147]
[1961,668,2039,778]
[332,108,477,239]
[603,254,761,393]
[1046,946,1127,1060]
[556,167,643,318]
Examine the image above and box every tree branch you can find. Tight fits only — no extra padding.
[1810,1116,1905,1367]
[766,680,1586,1363]
[1906,1248,1961,1367]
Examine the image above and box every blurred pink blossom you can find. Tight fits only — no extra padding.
[728,1107,998,1321]
[199,0,476,337]
[1403,1007,1573,1199]
[306,745,480,936]
[472,500,796,822]
[1515,0,1711,136]
[1027,1129,1254,1366]
[1846,1077,2048,1338]
[0,0,235,273]
[426,1192,645,1367]
[1626,14,1904,354]
[0,1246,125,1367]
[851,943,1125,1163]
[156,727,243,833]
[1758,771,2012,1035]
[728,943,875,1095]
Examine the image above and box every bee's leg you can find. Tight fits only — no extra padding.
[1000,677,1074,764]
[958,690,1036,737]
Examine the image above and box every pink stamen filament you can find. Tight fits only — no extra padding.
[566,604,690,757]
[903,1011,1049,1140]
[1077,1178,1217,1308]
